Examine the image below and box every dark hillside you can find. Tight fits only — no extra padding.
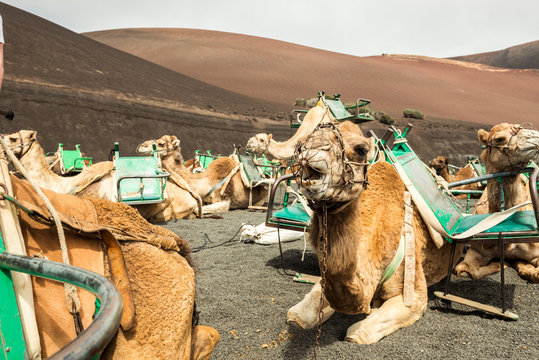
[0,3,290,160]
[451,40,539,69]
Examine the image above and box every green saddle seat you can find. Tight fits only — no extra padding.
[271,203,311,228]
[115,142,168,205]
[455,210,537,235]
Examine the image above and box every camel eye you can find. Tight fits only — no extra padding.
[10,137,17,143]
[493,135,508,145]
[158,141,165,146]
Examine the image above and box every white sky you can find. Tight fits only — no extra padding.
[3,0,539,58]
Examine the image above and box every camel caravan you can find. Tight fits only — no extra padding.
[1,91,538,358]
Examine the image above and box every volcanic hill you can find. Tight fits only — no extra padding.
[451,40,539,70]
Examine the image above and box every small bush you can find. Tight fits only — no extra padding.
[374,111,395,125]
[402,108,424,119]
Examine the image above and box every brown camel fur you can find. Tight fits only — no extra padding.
[137,135,267,211]
[287,121,459,344]
[8,174,218,359]
[455,123,539,283]
[2,130,200,221]
[428,156,482,197]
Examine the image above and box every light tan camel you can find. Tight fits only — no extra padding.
[286,121,459,344]
[5,173,218,359]
[455,123,539,282]
[429,155,483,197]
[246,103,333,159]
[2,130,200,221]
[136,135,267,211]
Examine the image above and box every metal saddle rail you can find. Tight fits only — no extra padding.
[265,173,311,232]
[0,252,122,359]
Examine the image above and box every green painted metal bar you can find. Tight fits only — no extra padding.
[0,252,122,360]
[447,167,534,188]
[0,233,27,360]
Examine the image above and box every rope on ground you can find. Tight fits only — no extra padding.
[192,224,245,252]
[0,137,82,319]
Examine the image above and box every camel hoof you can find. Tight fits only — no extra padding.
[344,334,372,345]
[454,264,471,278]
[286,320,304,330]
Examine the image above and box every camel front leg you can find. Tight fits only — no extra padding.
[201,200,230,214]
[455,247,505,279]
[287,282,335,329]
[345,293,426,344]
[513,260,539,283]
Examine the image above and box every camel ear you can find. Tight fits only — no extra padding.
[444,157,450,165]
[29,131,37,141]
[366,137,377,162]
[350,138,371,157]
[478,129,489,145]
[172,139,180,148]
[267,134,272,141]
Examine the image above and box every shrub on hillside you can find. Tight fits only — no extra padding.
[374,111,395,125]
[402,108,424,119]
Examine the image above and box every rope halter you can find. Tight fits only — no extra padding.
[293,122,369,209]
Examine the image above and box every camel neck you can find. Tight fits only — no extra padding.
[310,197,362,275]
[22,141,64,185]
[266,138,296,160]
[438,166,451,181]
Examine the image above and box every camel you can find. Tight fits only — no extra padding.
[246,104,333,160]
[429,155,483,197]
[286,121,459,344]
[1,167,218,359]
[136,135,267,211]
[455,123,539,282]
[1,130,200,221]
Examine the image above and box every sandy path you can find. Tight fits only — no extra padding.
[160,210,538,360]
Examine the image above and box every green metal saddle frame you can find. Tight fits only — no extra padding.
[290,91,375,128]
[54,143,93,174]
[114,142,170,205]
[194,150,221,169]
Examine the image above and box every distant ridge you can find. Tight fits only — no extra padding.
[85,28,539,127]
[451,40,539,70]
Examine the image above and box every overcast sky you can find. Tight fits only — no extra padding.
[3,0,539,58]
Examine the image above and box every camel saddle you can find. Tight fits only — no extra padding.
[9,175,136,332]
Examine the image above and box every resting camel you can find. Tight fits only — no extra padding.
[246,104,333,159]
[286,121,459,344]
[455,123,539,283]
[429,156,483,198]
[0,164,218,359]
[137,135,267,211]
[2,130,200,221]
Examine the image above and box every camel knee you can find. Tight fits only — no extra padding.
[190,325,219,360]
[513,261,539,283]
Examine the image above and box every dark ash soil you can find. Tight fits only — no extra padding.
[160,210,538,360]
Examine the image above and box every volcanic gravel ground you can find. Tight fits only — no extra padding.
[160,209,538,360]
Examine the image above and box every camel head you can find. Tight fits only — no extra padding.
[137,134,182,160]
[246,133,271,155]
[294,121,372,205]
[478,123,539,171]
[1,130,37,158]
[429,156,449,175]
